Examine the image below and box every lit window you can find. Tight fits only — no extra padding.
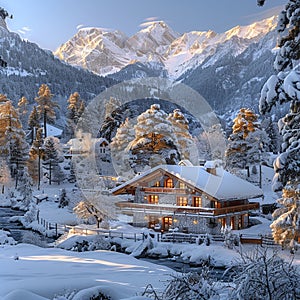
[193,197,202,207]
[149,195,159,204]
[179,181,186,189]
[165,178,173,188]
[177,197,188,206]
[154,181,160,187]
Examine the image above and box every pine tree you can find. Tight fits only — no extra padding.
[35,84,58,138]
[0,159,11,194]
[110,118,135,178]
[28,106,40,144]
[58,188,69,208]
[258,0,300,248]
[167,109,195,163]
[42,136,63,185]
[128,104,180,172]
[225,108,267,174]
[17,167,33,210]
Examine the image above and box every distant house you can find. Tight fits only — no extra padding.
[112,162,262,234]
[65,134,109,158]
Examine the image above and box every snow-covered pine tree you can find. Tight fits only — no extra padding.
[167,108,195,163]
[35,84,58,138]
[225,108,267,175]
[128,104,180,173]
[258,0,300,248]
[42,136,64,185]
[0,158,11,194]
[17,167,33,210]
[110,118,135,177]
[28,106,40,144]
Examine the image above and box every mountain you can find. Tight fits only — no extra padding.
[55,17,277,79]
[0,20,116,107]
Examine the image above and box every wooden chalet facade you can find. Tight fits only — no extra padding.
[112,164,262,234]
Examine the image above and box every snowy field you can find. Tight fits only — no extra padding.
[0,165,299,299]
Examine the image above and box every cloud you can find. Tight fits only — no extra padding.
[139,17,162,28]
[17,26,31,36]
[76,24,84,30]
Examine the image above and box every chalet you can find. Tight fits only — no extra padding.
[112,162,263,234]
[65,134,109,157]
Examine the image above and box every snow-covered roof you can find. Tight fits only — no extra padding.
[112,165,263,201]
[41,123,63,137]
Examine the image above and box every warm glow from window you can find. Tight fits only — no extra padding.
[165,178,173,188]
[177,197,188,206]
[154,181,160,187]
[179,181,186,189]
[193,197,202,207]
[149,195,159,204]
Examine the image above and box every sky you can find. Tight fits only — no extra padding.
[1,0,286,51]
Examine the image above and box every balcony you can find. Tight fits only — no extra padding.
[116,202,259,216]
[142,187,189,194]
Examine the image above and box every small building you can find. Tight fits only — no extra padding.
[112,163,262,234]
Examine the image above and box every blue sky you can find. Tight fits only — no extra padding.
[1,0,286,51]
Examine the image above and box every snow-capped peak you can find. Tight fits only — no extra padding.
[54,15,278,77]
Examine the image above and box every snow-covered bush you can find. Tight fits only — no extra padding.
[88,236,111,251]
[229,248,300,300]
[21,231,48,247]
[0,229,17,245]
[23,203,38,225]
[161,267,219,300]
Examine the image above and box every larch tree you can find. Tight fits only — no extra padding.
[0,95,29,180]
[225,108,267,175]
[257,0,300,249]
[65,92,85,140]
[104,96,121,119]
[17,96,28,124]
[35,84,58,138]
[28,106,40,144]
[0,158,11,194]
[27,128,44,183]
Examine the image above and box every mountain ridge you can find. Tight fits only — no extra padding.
[54,16,278,78]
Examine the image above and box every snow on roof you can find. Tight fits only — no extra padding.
[112,165,263,200]
[41,123,63,137]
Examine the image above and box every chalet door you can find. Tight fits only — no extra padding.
[163,216,173,231]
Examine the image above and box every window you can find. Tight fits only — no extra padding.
[148,195,159,204]
[179,181,186,189]
[177,196,188,206]
[165,178,173,188]
[154,181,160,187]
[193,197,202,207]
[163,216,173,231]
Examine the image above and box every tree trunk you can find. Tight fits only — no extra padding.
[43,110,47,138]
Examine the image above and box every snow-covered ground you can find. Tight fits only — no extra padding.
[0,163,298,299]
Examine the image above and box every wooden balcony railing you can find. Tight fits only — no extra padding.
[142,187,188,194]
[116,202,259,216]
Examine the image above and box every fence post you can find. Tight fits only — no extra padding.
[55,223,58,237]
[121,232,124,239]
[134,233,136,242]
